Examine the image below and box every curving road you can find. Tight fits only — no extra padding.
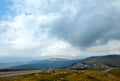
[0,70,42,78]
[102,68,113,73]
[0,68,113,78]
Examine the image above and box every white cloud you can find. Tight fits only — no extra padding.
[40,41,81,58]
[0,13,59,49]
[0,0,120,58]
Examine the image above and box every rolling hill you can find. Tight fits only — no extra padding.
[70,54,120,69]
[1,54,120,70]
[11,58,79,69]
[84,54,120,67]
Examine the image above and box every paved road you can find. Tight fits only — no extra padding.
[0,70,42,78]
[0,68,113,78]
[102,68,113,73]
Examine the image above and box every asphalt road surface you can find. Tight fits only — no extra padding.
[0,68,113,78]
[102,68,113,73]
[0,70,42,78]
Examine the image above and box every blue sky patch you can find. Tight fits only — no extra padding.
[0,0,13,19]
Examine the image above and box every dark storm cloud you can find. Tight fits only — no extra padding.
[50,0,120,48]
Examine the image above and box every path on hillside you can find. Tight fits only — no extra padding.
[102,68,113,73]
[0,70,42,78]
[0,68,114,78]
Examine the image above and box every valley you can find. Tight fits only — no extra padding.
[0,54,120,81]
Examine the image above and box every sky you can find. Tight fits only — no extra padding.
[0,0,120,59]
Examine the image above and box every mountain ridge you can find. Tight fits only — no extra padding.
[70,54,120,69]
[0,54,120,69]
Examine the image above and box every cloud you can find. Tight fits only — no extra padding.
[0,12,58,49]
[40,41,81,59]
[0,0,120,58]
[50,0,120,48]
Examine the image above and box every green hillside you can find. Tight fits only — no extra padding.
[0,69,120,81]
[84,55,120,67]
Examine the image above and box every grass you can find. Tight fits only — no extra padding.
[86,68,107,71]
[0,69,120,81]
[109,68,120,77]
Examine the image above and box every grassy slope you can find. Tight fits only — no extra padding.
[86,68,107,71]
[0,69,120,81]
[109,68,120,77]
[85,55,120,67]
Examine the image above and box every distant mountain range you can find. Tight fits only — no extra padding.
[0,54,120,69]
[11,58,79,69]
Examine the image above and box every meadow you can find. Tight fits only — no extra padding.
[0,68,120,81]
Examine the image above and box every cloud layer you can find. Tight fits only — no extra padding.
[0,0,120,58]
[50,0,120,48]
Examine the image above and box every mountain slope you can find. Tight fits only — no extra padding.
[84,55,120,67]
[12,58,79,69]
[70,54,120,69]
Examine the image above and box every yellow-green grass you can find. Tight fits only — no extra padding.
[0,69,120,81]
[86,68,107,71]
[109,68,120,77]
